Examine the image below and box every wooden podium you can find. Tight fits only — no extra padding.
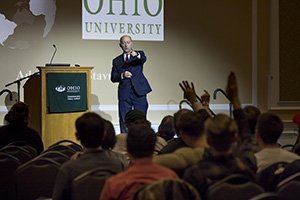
[24,66,93,148]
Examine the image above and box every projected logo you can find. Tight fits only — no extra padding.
[82,0,164,41]
[0,0,56,49]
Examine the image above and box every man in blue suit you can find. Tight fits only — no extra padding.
[111,35,152,133]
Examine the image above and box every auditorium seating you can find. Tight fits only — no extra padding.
[71,167,118,200]
[0,152,21,200]
[16,157,61,200]
[277,180,300,200]
[206,174,264,200]
[249,192,281,200]
[0,144,37,164]
[256,162,288,192]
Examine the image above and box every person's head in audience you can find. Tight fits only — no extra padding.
[244,105,261,135]
[6,101,30,127]
[174,108,191,137]
[178,110,206,148]
[126,121,156,160]
[124,109,147,128]
[157,115,176,142]
[75,112,105,149]
[205,113,238,154]
[255,112,283,149]
[113,110,149,157]
[102,119,117,150]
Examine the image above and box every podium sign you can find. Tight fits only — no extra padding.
[47,73,87,113]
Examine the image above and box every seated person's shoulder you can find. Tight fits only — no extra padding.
[158,137,187,154]
[153,147,205,170]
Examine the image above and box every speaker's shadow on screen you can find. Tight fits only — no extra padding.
[90,93,112,121]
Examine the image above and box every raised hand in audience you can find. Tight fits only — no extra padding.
[179,81,197,104]
[226,72,241,110]
[200,89,210,107]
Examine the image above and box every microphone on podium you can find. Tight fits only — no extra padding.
[49,44,57,65]
[46,44,70,67]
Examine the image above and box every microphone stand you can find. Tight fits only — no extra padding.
[5,71,40,101]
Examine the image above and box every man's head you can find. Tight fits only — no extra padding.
[205,114,237,152]
[178,110,205,143]
[157,115,176,141]
[173,109,190,136]
[126,121,156,159]
[75,112,105,148]
[102,119,117,150]
[119,35,133,53]
[256,112,283,145]
[125,109,146,124]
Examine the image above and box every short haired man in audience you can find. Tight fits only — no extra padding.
[100,121,178,200]
[183,113,254,198]
[158,109,190,154]
[153,110,208,176]
[52,112,124,200]
[255,112,300,172]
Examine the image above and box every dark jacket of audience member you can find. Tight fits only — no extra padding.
[52,112,124,200]
[0,102,44,154]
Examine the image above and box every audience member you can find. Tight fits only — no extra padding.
[100,121,178,200]
[243,105,261,135]
[153,110,208,175]
[241,105,261,153]
[225,72,257,171]
[156,115,176,142]
[183,114,254,199]
[113,109,166,156]
[158,109,190,154]
[102,119,130,168]
[255,112,300,173]
[0,101,44,154]
[52,112,124,200]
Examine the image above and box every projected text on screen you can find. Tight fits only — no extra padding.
[82,0,164,41]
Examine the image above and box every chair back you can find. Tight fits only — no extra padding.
[277,180,300,200]
[207,174,264,200]
[48,139,83,151]
[0,145,35,164]
[71,167,118,200]
[249,192,281,200]
[38,150,70,164]
[277,172,300,189]
[133,179,201,200]
[16,157,61,200]
[256,162,288,191]
[277,159,300,182]
[0,152,21,200]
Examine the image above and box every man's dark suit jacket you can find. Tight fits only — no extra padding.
[110,50,152,100]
